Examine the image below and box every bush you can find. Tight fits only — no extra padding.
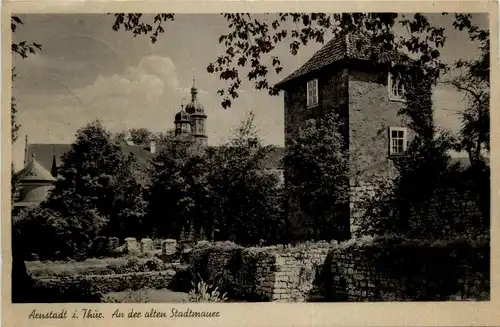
[188,276,228,303]
[13,206,107,261]
[17,279,103,303]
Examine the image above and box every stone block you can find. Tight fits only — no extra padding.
[108,237,120,251]
[162,239,177,255]
[140,238,154,253]
[124,237,140,255]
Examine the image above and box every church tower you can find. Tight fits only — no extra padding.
[185,78,208,146]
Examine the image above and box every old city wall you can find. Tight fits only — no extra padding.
[29,236,489,302]
[188,236,489,302]
[325,236,489,301]
[188,242,333,302]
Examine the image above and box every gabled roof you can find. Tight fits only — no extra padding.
[16,155,56,183]
[26,144,70,175]
[276,31,401,88]
[26,143,284,175]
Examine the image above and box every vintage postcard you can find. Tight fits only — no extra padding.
[2,0,499,326]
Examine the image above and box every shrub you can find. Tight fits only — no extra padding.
[13,206,106,261]
[103,289,151,303]
[188,276,228,303]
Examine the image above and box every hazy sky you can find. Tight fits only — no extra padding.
[11,13,488,169]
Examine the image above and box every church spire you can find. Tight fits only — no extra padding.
[191,77,198,102]
[23,134,28,166]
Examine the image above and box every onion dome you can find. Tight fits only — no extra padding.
[174,106,191,123]
[185,78,206,117]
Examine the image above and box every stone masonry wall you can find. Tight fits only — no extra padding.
[348,69,409,182]
[349,179,486,238]
[272,244,331,301]
[189,242,334,302]
[325,236,490,301]
[189,238,489,302]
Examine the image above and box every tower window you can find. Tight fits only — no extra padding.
[388,72,405,101]
[307,78,318,108]
[389,127,408,155]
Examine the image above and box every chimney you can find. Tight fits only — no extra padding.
[125,130,134,146]
[150,141,156,154]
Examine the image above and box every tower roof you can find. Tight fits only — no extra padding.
[16,154,56,183]
[276,31,403,88]
[175,105,191,123]
[185,77,206,116]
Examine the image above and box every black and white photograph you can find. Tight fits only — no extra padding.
[8,11,490,305]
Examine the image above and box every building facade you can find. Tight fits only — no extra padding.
[276,32,411,238]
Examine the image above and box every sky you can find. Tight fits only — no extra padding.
[11,13,488,170]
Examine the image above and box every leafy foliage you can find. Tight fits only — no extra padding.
[284,112,350,242]
[188,275,228,303]
[148,113,284,245]
[13,206,107,261]
[114,128,156,145]
[148,134,208,239]
[448,14,490,166]
[206,112,284,244]
[44,120,148,242]
[110,13,175,44]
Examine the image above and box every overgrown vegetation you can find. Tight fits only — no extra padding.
[284,112,350,242]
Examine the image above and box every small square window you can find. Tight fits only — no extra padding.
[389,127,408,155]
[307,79,318,108]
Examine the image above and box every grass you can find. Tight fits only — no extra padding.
[26,258,129,277]
[26,256,169,277]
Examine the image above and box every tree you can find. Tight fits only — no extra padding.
[448,14,489,166]
[114,128,155,145]
[284,112,350,242]
[111,13,447,108]
[11,15,42,303]
[147,112,284,245]
[206,112,284,245]
[148,134,208,239]
[43,120,147,242]
[13,206,107,261]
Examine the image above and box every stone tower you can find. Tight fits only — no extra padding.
[185,78,208,146]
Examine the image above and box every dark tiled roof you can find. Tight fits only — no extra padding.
[16,155,56,182]
[276,32,402,88]
[26,143,284,175]
[26,144,71,175]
